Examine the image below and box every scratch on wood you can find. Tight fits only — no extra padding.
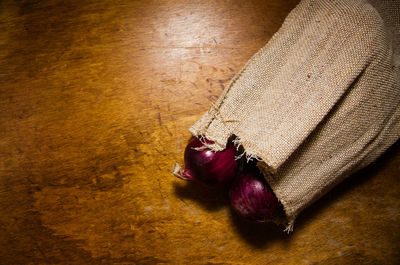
[179,197,188,207]
[190,81,198,89]
[164,126,173,137]
[35,242,50,262]
[157,178,165,200]
[157,112,162,126]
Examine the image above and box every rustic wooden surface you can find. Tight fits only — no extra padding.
[1,0,399,264]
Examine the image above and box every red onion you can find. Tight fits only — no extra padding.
[174,137,238,186]
[229,165,283,222]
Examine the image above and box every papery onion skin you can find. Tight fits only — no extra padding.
[229,165,283,222]
[178,137,238,186]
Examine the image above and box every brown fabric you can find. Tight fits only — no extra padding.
[189,0,400,231]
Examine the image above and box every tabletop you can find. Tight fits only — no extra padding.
[1,0,399,264]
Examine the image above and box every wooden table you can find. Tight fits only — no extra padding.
[1,0,399,264]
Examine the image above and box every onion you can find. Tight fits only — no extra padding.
[229,164,283,222]
[173,137,238,186]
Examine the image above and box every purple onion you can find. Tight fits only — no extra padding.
[175,137,238,186]
[229,165,283,222]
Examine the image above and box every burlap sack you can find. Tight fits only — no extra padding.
[189,0,400,231]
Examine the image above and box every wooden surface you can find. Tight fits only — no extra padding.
[1,0,399,264]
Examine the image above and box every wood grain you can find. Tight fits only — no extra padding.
[1,0,399,264]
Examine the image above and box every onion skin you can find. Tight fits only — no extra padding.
[177,137,238,186]
[229,165,283,222]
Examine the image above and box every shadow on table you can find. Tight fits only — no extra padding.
[229,208,290,248]
[173,181,230,212]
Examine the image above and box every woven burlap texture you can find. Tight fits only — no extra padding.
[189,0,400,231]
